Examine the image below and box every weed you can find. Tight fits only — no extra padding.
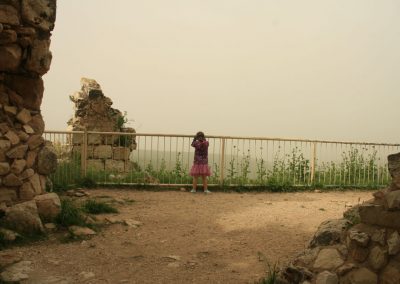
[55,199,86,227]
[82,199,118,214]
[257,262,279,284]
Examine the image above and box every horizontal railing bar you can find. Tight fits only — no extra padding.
[44,130,400,147]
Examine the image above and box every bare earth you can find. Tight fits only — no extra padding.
[8,189,372,284]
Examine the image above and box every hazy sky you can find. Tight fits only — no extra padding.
[42,0,400,143]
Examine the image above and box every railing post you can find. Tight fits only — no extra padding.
[310,142,317,184]
[219,138,226,186]
[81,130,88,178]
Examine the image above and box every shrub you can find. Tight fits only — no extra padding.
[82,199,118,214]
[56,199,86,227]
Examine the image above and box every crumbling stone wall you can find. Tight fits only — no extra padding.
[68,78,136,173]
[277,153,400,283]
[0,0,57,206]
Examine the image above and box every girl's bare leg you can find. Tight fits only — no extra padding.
[201,175,208,191]
[192,176,198,190]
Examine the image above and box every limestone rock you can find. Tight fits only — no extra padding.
[29,173,42,194]
[310,219,350,248]
[387,231,400,255]
[368,246,388,270]
[34,192,61,222]
[380,260,400,284]
[25,38,52,75]
[0,162,10,175]
[359,203,400,229]
[10,159,26,174]
[16,108,32,124]
[313,248,344,271]
[388,152,400,190]
[87,159,104,172]
[113,146,130,160]
[5,130,20,145]
[3,200,44,234]
[315,271,338,284]
[105,159,125,173]
[37,145,57,174]
[0,4,20,25]
[0,188,17,204]
[341,267,377,284]
[371,228,386,246]
[6,144,28,159]
[25,150,37,168]
[0,44,21,71]
[0,139,11,151]
[348,230,370,247]
[20,168,34,180]
[3,173,22,186]
[0,29,17,44]
[19,182,35,200]
[28,134,44,149]
[21,0,57,31]
[0,227,20,241]
[93,145,112,159]
[385,190,400,210]
[4,105,17,115]
[0,261,32,283]
[69,226,96,236]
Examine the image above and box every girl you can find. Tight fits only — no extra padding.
[190,131,211,193]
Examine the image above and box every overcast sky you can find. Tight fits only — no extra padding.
[42,0,400,143]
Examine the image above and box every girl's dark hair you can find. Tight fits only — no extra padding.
[196,131,205,139]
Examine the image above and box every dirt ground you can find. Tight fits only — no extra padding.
[5,189,373,284]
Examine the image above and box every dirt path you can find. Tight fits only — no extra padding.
[6,189,372,284]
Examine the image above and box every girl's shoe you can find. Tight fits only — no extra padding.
[204,190,211,194]
[190,189,196,193]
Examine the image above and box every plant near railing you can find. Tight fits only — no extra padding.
[238,149,251,185]
[256,158,267,184]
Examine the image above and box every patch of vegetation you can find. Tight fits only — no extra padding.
[257,262,279,284]
[55,199,86,227]
[78,176,97,188]
[82,199,118,214]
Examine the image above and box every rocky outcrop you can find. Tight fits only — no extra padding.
[277,153,400,284]
[0,1,58,209]
[68,78,136,173]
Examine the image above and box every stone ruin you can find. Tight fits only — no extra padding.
[0,0,60,236]
[276,152,400,284]
[68,78,136,173]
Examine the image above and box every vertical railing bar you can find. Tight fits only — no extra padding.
[219,138,226,186]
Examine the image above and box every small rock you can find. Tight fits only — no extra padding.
[44,223,57,231]
[124,219,142,228]
[348,230,370,247]
[167,262,180,268]
[371,228,386,246]
[0,253,22,269]
[180,187,186,192]
[368,246,388,270]
[0,227,20,241]
[315,271,338,284]
[387,231,400,255]
[79,271,95,280]
[69,226,96,236]
[163,255,181,261]
[337,263,357,276]
[341,267,377,284]
[105,216,123,224]
[0,261,33,283]
[313,248,344,270]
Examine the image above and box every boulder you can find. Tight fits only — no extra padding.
[367,246,388,270]
[3,200,44,234]
[93,145,112,159]
[37,145,57,174]
[0,261,32,283]
[16,108,32,124]
[310,219,350,248]
[385,191,400,210]
[0,44,21,71]
[0,4,20,25]
[6,144,28,159]
[21,0,57,31]
[387,231,400,255]
[34,192,61,222]
[313,248,344,271]
[341,267,377,284]
[359,203,400,229]
[69,226,96,236]
[25,38,52,75]
[315,271,338,284]
[380,260,400,284]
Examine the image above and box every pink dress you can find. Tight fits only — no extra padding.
[190,139,211,177]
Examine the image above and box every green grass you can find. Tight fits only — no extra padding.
[257,262,278,284]
[55,199,86,227]
[82,199,119,214]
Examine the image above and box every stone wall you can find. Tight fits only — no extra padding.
[0,0,57,206]
[276,153,400,284]
[68,78,136,173]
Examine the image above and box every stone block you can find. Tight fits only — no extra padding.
[0,44,21,71]
[385,190,400,210]
[3,173,22,187]
[313,248,344,271]
[34,193,61,222]
[387,231,400,256]
[0,162,10,175]
[0,4,20,25]
[20,168,34,180]
[22,124,34,134]
[5,130,20,145]
[19,182,35,201]
[87,159,104,172]
[0,139,11,150]
[16,108,32,124]
[3,200,44,234]
[315,271,338,284]
[93,145,112,159]
[0,187,17,205]
[105,159,125,173]
[29,174,42,195]
[6,144,28,159]
[368,246,388,270]
[10,159,26,174]
[113,147,130,160]
[380,260,400,284]
[37,145,57,175]
[359,203,400,229]
[27,134,44,150]
[87,133,102,145]
[341,267,377,284]
[0,29,17,44]
[25,39,52,75]
[309,219,350,248]
[21,0,57,31]
[25,150,37,168]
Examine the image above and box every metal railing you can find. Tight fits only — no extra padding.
[43,130,400,188]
